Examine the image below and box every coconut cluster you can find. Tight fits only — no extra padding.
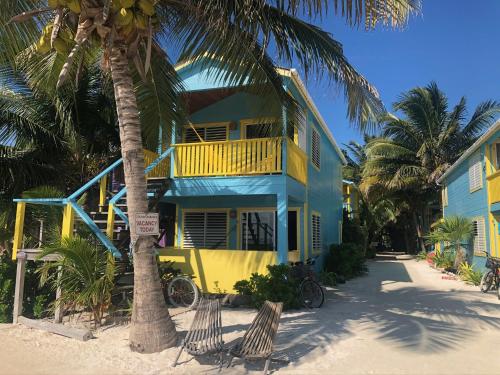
[36,0,157,54]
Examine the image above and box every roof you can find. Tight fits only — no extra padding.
[438,120,500,183]
[175,59,347,165]
[343,179,355,185]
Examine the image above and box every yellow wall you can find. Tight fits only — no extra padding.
[158,248,300,293]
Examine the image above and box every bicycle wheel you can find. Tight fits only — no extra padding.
[480,271,494,293]
[168,276,200,309]
[300,279,324,308]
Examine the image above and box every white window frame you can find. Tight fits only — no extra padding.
[312,212,322,254]
[182,210,228,249]
[442,186,448,207]
[468,152,483,192]
[472,216,486,255]
[311,127,321,170]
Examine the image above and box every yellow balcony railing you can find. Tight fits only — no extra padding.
[287,139,307,184]
[487,171,500,204]
[174,137,282,177]
[144,149,170,178]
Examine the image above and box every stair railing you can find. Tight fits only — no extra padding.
[106,147,174,241]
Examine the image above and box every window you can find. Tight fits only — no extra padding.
[311,128,320,169]
[495,143,500,169]
[312,213,321,253]
[240,211,276,251]
[468,153,483,192]
[472,217,486,254]
[183,211,227,249]
[184,125,227,143]
[442,186,448,207]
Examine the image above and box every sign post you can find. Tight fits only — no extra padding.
[134,213,159,236]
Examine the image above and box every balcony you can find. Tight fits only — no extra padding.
[173,137,307,184]
[487,171,500,205]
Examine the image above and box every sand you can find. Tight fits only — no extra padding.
[1,258,500,375]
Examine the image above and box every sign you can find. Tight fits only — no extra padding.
[134,213,159,236]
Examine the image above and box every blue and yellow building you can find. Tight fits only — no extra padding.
[438,120,500,268]
[12,60,346,293]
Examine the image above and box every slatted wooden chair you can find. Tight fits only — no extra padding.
[227,301,284,375]
[172,297,224,368]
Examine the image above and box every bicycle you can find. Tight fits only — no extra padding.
[289,257,325,308]
[479,251,500,300]
[167,275,200,308]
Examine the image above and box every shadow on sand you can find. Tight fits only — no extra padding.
[177,260,500,373]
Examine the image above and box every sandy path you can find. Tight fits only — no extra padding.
[1,258,500,374]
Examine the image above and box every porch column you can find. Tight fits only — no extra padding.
[170,121,176,179]
[277,190,288,264]
[12,202,26,260]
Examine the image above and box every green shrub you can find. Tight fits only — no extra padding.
[457,263,482,286]
[233,264,301,310]
[0,257,15,322]
[416,250,428,261]
[0,254,54,323]
[325,243,366,279]
[433,250,455,269]
[319,271,337,287]
[38,236,116,326]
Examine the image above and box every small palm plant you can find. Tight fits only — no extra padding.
[37,236,116,327]
[426,216,474,270]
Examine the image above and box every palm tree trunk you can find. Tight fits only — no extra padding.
[412,211,426,254]
[110,45,177,353]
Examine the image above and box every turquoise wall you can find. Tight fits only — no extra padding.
[169,60,344,264]
[443,144,490,269]
[165,195,305,255]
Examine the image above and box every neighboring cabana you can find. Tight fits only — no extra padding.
[438,120,500,269]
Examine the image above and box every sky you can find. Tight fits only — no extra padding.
[299,0,500,148]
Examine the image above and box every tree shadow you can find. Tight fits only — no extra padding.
[175,260,500,372]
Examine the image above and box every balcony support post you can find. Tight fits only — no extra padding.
[170,121,176,179]
[277,189,289,264]
[281,105,288,174]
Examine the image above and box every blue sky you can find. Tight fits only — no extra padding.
[299,0,500,148]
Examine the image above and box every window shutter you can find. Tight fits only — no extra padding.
[183,212,205,248]
[472,217,486,254]
[312,214,321,253]
[205,212,227,249]
[184,125,227,143]
[205,126,227,141]
[469,153,483,191]
[312,128,320,169]
[442,186,448,207]
[183,211,227,249]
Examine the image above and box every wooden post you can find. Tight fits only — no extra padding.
[12,202,26,260]
[106,203,115,239]
[61,203,75,239]
[12,252,27,323]
[54,266,63,323]
[99,175,108,213]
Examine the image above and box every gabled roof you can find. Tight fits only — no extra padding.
[438,120,500,183]
[175,59,347,165]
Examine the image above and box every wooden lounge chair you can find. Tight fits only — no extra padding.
[227,301,284,375]
[172,297,224,368]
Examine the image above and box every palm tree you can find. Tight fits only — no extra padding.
[426,216,473,269]
[4,0,421,352]
[0,63,120,255]
[362,82,500,252]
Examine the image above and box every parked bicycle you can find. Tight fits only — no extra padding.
[479,251,500,299]
[167,275,200,308]
[289,257,325,308]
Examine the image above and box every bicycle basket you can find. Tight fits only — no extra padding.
[486,257,494,269]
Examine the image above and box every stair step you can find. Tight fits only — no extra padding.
[94,219,127,224]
